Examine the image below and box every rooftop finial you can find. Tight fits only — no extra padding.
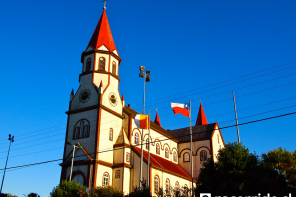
[199,99,202,104]
[103,0,107,9]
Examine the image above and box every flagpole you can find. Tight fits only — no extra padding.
[147,109,151,187]
[189,101,194,192]
[139,75,145,188]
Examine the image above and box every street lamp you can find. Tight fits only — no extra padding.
[67,142,83,181]
[0,134,14,194]
[139,65,151,188]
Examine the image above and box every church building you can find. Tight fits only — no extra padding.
[60,8,225,196]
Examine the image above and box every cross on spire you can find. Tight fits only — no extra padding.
[103,0,107,9]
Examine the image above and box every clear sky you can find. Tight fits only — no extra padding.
[0,0,296,196]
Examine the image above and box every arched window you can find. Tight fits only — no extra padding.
[146,138,149,149]
[109,128,113,141]
[183,152,190,162]
[135,133,139,144]
[165,179,170,194]
[173,152,177,162]
[99,57,105,70]
[73,119,90,140]
[175,182,180,192]
[112,61,116,75]
[200,150,207,161]
[86,58,91,71]
[217,134,219,143]
[156,144,160,154]
[103,172,109,186]
[154,176,159,193]
[165,148,169,158]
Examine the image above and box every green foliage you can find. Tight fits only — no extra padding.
[89,186,123,197]
[156,186,192,197]
[262,147,296,189]
[50,180,87,197]
[196,142,293,196]
[128,180,151,197]
[25,193,40,197]
[0,193,18,197]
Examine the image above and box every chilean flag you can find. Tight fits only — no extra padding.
[171,103,189,117]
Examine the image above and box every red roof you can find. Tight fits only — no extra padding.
[87,9,117,52]
[154,112,162,127]
[133,146,192,180]
[196,103,208,126]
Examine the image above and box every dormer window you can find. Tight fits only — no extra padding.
[112,61,116,75]
[86,58,91,71]
[99,57,105,71]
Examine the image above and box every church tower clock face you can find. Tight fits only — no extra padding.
[109,92,118,107]
[79,89,91,103]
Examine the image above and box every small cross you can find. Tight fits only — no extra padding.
[102,0,107,9]
[199,99,202,104]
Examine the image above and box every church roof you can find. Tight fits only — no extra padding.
[196,103,208,126]
[154,112,161,127]
[87,9,117,52]
[168,123,217,143]
[115,127,130,145]
[133,146,193,181]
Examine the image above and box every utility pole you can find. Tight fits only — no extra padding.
[232,92,241,143]
[1,134,14,194]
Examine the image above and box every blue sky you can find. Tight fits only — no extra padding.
[0,0,296,196]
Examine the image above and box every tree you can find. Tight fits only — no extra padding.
[50,180,87,197]
[262,147,296,189]
[89,186,123,197]
[196,142,293,196]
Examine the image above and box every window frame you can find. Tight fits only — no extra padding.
[73,119,90,140]
[156,143,160,154]
[86,58,92,72]
[109,128,113,141]
[135,133,139,144]
[126,152,130,162]
[200,150,207,161]
[175,181,180,192]
[154,175,159,193]
[183,152,190,162]
[102,172,109,186]
[112,61,116,75]
[165,178,170,195]
[146,138,149,149]
[173,152,177,162]
[165,148,169,158]
[115,170,120,179]
[99,57,106,71]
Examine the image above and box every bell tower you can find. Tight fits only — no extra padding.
[60,8,125,188]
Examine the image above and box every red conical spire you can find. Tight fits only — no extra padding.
[196,103,208,126]
[122,94,125,101]
[154,112,162,127]
[100,81,103,87]
[87,9,117,52]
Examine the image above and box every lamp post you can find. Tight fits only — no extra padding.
[0,134,14,194]
[67,142,83,181]
[139,65,151,188]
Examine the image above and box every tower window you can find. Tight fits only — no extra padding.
[156,144,160,154]
[103,172,109,186]
[135,133,139,144]
[99,57,105,71]
[112,61,116,75]
[183,152,190,162]
[115,170,120,179]
[73,119,90,140]
[200,150,207,161]
[109,128,113,141]
[165,148,169,158]
[217,134,219,143]
[86,58,91,71]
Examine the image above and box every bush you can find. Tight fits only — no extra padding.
[89,186,123,197]
[50,180,87,197]
[128,180,151,197]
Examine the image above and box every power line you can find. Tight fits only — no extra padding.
[1,110,296,172]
